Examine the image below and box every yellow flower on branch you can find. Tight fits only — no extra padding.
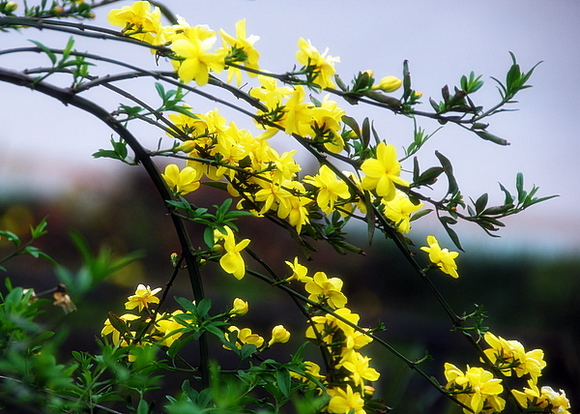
[267,325,291,347]
[217,226,250,280]
[339,351,380,386]
[101,313,140,344]
[361,142,409,201]
[156,310,186,347]
[382,190,423,233]
[171,25,226,85]
[483,332,546,380]
[162,164,201,195]
[305,271,347,309]
[108,1,164,45]
[296,37,339,89]
[420,235,459,278]
[327,385,365,414]
[304,164,351,215]
[124,284,162,312]
[443,363,505,414]
[220,19,260,86]
[512,379,571,414]
[230,298,249,316]
[373,75,402,92]
[225,326,264,349]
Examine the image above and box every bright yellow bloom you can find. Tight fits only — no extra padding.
[268,325,291,347]
[285,257,311,283]
[304,165,351,215]
[296,38,339,89]
[420,235,459,278]
[162,164,201,195]
[171,25,226,85]
[340,351,380,386]
[305,308,360,344]
[305,271,347,309]
[101,313,140,344]
[483,332,546,380]
[373,75,402,92]
[108,1,165,45]
[230,298,249,316]
[218,226,250,280]
[220,19,260,86]
[361,142,409,201]
[283,86,314,136]
[225,326,264,349]
[290,361,326,384]
[382,190,423,233]
[328,385,365,414]
[125,284,162,312]
[156,310,186,347]
[310,95,346,153]
[444,363,505,414]
[512,380,571,414]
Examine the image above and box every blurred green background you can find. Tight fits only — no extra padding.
[1,168,577,412]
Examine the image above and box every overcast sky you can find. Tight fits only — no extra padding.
[1,0,579,255]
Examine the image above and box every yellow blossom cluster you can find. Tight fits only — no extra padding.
[101,284,190,359]
[101,284,290,360]
[444,363,505,414]
[483,332,570,414]
[442,332,570,414]
[286,258,379,414]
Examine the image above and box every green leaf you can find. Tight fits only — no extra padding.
[175,296,198,313]
[435,151,458,195]
[474,193,489,214]
[0,230,20,246]
[275,368,291,399]
[62,36,75,60]
[29,40,56,64]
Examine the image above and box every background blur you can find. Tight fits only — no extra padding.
[1,0,579,411]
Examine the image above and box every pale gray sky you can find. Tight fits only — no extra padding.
[1,0,579,254]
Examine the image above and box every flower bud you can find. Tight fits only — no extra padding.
[175,140,196,153]
[412,90,423,99]
[4,2,18,13]
[230,298,249,316]
[374,75,402,92]
[268,325,290,346]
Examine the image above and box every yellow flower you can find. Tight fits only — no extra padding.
[443,363,505,414]
[230,298,249,316]
[108,1,165,45]
[373,75,402,92]
[420,235,459,278]
[156,310,186,347]
[483,332,546,380]
[285,257,311,283]
[225,326,264,349]
[304,164,351,215]
[296,38,339,89]
[125,284,162,312]
[382,190,423,233]
[327,385,365,414]
[361,142,409,201]
[512,380,571,414]
[101,313,140,344]
[310,95,346,153]
[220,19,260,86]
[305,271,347,309]
[162,164,201,195]
[171,25,226,85]
[218,226,250,280]
[339,351,380,386]
[267,325,291,347]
